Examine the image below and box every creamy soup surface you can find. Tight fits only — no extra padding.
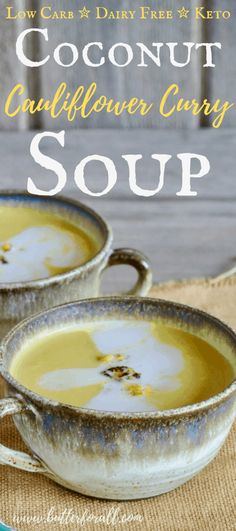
[0,206,98,282]
[10,319,235,412]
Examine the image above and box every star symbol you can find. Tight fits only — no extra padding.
[178,7,190,18]
[79,6,90,18]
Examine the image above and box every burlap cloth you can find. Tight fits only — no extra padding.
[0,276,236,531]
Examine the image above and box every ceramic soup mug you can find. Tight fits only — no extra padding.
[0,297,236,500]
[0,192,152,339]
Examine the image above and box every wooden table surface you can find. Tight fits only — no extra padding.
[0,128,235,292]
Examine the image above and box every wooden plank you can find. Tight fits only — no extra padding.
[0,1,27,130]
[207,0,236,126]
[36,0,203,129]
[0,129,235,288]
[0,0,42,130]
[2,128,233,199]
[0,128,234,199]
[89,197,236,290]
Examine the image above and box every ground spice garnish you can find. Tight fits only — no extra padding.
[115,354,125,361]
[96,354,114,363]
[0,255,8,264]
[97,353,126,363]
[126,384,144,396]
[102,366,141,381]
[1,242,11,252]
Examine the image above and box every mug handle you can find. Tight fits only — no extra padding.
[104,248,152,296]
[0,397,47,473]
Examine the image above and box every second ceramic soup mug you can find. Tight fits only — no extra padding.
[0,192,152,339]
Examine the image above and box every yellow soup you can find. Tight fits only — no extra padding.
[0,205,98,282]
[10,319,235,412]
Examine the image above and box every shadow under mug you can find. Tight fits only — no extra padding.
[0,297,236,499]
[0,192,152,339]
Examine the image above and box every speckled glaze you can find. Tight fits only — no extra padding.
[0,192,152,340]
[0,298,236,500]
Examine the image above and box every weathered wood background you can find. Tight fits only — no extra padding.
[0,0,235,130]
